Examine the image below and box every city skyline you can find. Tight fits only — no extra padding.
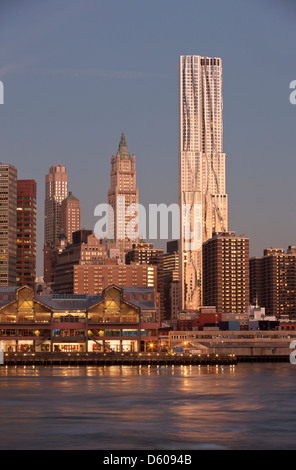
[1,1,296,454]
[0,0,295,279]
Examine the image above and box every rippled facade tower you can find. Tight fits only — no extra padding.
[179,55,228,310]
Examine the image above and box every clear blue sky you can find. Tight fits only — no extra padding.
[0,0,295,276]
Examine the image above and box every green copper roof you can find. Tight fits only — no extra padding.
[117,132,130,159]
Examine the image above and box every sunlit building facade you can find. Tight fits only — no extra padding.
[250,247,296,318]
[61,191,80,245]
[0,285,159,353]
[44,165,68,282]
[179,55,228,311]
[108,132,139,262]
[203,232,249,313]
[44,164,68,247]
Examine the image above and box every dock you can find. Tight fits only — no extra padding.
[1,352,238,366]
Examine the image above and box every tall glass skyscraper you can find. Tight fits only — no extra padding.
[179,55,228,310]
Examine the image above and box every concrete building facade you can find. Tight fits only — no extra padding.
[203,231,249,313]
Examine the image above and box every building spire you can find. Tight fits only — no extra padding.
[117,131,130,159]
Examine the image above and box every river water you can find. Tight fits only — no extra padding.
[0,363,295,450]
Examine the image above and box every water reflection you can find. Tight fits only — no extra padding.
[0,364,295,450]
[0,363,237,378]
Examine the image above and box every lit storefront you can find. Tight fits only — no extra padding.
[0,285,159,353]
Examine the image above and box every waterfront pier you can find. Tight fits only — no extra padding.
[1,352,238,366]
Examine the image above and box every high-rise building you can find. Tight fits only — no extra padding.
[250,247,296,318]
[61,191,80,245]
[125,242,164,322]
[203,232,249,313]
[108,133,139,262]
[0,163,17,286]
[163,240,180,319]
[44,164,68,282]
[44,164,68,247]
[16,180,37,288]
[179,55,228,311]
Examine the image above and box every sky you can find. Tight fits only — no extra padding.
[0,0,295,276]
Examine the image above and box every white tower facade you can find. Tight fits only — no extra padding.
[179,55,228,310]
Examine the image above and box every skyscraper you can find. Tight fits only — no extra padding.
[16,179,37,288]
[108,132,139,262]
[203,232,249,314]
[0,163,17,286]
[163,241,180,319]
[44,164,68,247]
[61,191,80,245]
[44,164,68,281]
[179,55,228,311]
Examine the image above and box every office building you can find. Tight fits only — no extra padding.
[108,132,139,262]
[179,55,228,311]
[44,164,68,247]
[44,164,68,283]
[53,229,107,293]
[61,191,80,244]
[203,231,249,313]
[16,179,37,288]
[250,247,296,318]
[163,240,180,319]
[52,231,159,318]
[73,263,158,306]
[0,163,17,286]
